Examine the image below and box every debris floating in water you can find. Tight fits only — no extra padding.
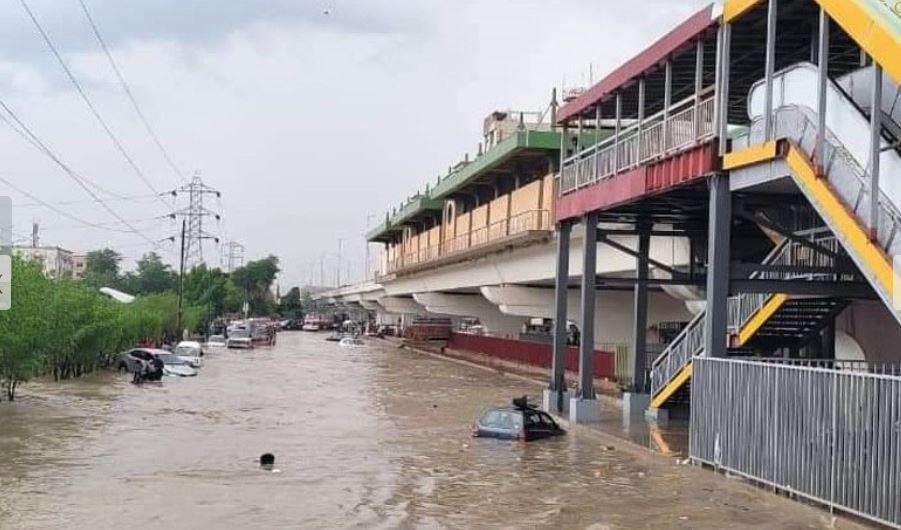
[260,453,275,471]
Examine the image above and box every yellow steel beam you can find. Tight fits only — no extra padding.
[736,293,788,346]
[650,363,693,409]
[785,145,897,297]
[723,0,901,85]
[723,140,778,170]
[816,0,901,85]
[724,0,764,22]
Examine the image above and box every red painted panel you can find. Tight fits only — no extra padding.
[447,332,615,379]
[555,142,717,221]
[557,5,716,124]
[555,166,647,222]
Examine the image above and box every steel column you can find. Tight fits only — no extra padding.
[579,211,599,398]
[638,77,645,153]
[704,173,731,358]
[664,60,672,149]
[713,24,723,143]
[719,23,731,156]
[764,0,778,141]
[594,105,602,181]
[816,9,829,172]
[613,92,622,172]
[870,64,883,240]
[631,223,651,392]
[551,221,571,403]
[694,38,705,139]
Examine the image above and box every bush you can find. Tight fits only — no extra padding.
[0,257,197,401]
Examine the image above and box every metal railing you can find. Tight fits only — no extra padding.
[651,231,845,397]
[737,103,901,263]
[691,357,901,528]
[560,94,715,195]
[383,209,552,274]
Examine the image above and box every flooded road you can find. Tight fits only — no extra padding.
[0,332,866,529]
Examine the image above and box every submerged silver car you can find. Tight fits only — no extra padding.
[154,353,198,377]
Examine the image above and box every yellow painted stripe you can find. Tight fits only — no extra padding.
[785,146,896,296]
[737,293,788,346]
[724,0,764,22]
[723,140,778,170]
[816,0,901,85]
[650,363,693,409]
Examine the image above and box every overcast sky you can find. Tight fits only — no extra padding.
[0,0,714,288]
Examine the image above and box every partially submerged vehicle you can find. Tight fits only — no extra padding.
[226,327,254,349]
[472,397,565,441]
[207,335,227,348]
[174,341,203,368]
[154,353,198,377]
[118,348,165,382]
[338,337,365,348]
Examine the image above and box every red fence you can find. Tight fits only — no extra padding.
[447,333,614,379]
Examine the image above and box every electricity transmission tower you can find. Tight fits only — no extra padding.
[220,240,245,272]
[171,172,220,268]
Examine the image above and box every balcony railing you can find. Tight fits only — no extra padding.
[383,209,551,274]
[560,94,716,195]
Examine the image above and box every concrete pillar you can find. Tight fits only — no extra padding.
[412,292,523,337]
[572,212,601,423]
[547,221,571,414]
[704,173,731,358]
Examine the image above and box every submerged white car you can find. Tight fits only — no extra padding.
[226,328,253,349]
[174,341,203,368]
[154,353,198,377]
[338,337,365,348]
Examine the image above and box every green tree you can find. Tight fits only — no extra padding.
[124,252,177,294]
[83,248,122,288]
[230,255,280,316]
[279,286,303,318]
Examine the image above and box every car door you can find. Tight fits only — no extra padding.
[524,410,556,440]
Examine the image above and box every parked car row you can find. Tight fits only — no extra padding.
[118,340,207,382]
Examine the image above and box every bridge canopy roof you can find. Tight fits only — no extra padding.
[557,4,718,125]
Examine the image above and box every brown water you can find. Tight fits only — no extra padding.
[0,332,866,529]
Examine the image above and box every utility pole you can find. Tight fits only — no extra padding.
[171,171,220,268]
[336,238,343,287]
[31,221,39,248]
[176,219,186,340]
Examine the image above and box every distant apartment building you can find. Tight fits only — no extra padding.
[13,245,77,278]
[71,253,88,279]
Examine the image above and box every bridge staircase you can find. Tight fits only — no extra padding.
[649,231,848,409]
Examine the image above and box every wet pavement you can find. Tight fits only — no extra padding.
[0,332,869,529]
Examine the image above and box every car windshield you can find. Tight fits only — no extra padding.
[155,354,186,365]
[175,346,200,356]
[230,329,250,338]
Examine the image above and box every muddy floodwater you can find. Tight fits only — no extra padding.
[0,333,867,529]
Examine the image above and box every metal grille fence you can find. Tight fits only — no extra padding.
[559,94,715,195]
[691,357,901,528]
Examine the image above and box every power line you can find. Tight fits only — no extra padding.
[76,0,186,184]
[12,192,163,208]
[19,0,173,210]
[0,98,160,246]
[0,105,128,200]
[0,174,140,234]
